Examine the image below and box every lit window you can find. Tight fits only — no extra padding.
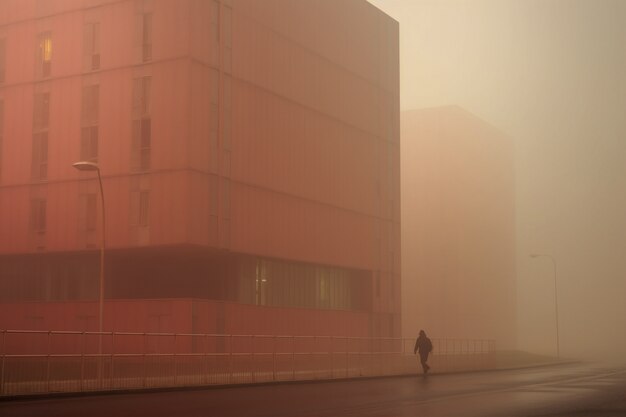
[37,32,52,77]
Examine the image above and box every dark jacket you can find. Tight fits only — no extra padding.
[414,335,433,356]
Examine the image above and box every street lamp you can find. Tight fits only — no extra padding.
[72,161,106,348]
[530,253,559,357]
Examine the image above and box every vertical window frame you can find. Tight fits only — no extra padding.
[36,31,52,78]
[142,13,152,62]
[81,84,99,162]
[83,22,101,71]
[30,198,47,234]
[0,38,6,83]
[131,76,151,171]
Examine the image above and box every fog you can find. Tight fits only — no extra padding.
[369,0,626,360]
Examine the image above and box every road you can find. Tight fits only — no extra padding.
[1,363,625,416]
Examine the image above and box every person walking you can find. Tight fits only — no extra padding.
[414,330,433,374]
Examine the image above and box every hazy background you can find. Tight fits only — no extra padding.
[368,0,626,359]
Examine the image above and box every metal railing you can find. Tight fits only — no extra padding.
[0,330,496,397]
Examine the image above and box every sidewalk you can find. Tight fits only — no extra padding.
[494,350,575,371]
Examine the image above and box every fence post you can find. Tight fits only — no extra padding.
[229,334,233,384]
[202,334,208,385]
[291,336,295,381]
[173,333,177,386]
[0,330,6,395]
[46,331,51,393]
[251,335,255,383]
[330,336,334,379]
[110,332,115,389]
[80,332,85,392]
[345,337,349,378]
[272,336,276,381]
[143,333,147,388]
[312,336,316,379]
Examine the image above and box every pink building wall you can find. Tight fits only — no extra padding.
[0,1,400,338]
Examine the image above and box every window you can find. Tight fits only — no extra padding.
[221,76,232,151]
[142,13,152,62]
[130,190,150,227]
[0,100,3,180]
[31,132,48,179]
[81,85,99,124]
[81,85,99,161]
[132,76,151,117]
[81,126,98,162]
[222,6,232,72]
[132,76,151,171]
[247,258,363,310]
[0,38,5,83]
[82,193,97,231]
[32,92,50,180]
[33,92,50,130]
[209,70,219,171]
[222,6,232,48]
[83,22,100,70]
[132,118,151,170]
[209,1,219,65]
[37,32,52,78]
[208,175,218,242]
[255,260,268,306]
[30,199,47,233]
[220,179,230,217]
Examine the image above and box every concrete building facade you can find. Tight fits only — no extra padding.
[0,0,400,338]
[401,106,516,349]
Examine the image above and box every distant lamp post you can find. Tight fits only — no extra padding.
[72,161,106,344]
[530,253,559,357]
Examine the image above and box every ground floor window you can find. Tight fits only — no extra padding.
[0,251,372,312]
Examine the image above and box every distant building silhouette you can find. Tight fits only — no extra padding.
[0,0,400,339]
[401,106,516,349]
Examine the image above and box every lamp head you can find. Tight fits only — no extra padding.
[72,161,100,172]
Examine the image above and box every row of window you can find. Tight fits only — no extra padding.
[29,190,149,235]
[237,258,371,311]
[0,253,373,313]
[25,75,151,181]
[0,14,150,82]
[0,0,235,84]
[20,68,235,181]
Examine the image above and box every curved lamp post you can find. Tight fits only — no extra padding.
[72,162,105,348]
[530,253,559,357]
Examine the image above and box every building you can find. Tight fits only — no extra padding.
[0,0,400,339]
[401,106,516,349]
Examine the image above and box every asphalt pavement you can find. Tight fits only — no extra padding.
[1,362,625,417]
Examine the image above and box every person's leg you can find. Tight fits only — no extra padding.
[421,354,430,373]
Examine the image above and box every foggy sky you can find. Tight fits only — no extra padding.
[368,0,626,359]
